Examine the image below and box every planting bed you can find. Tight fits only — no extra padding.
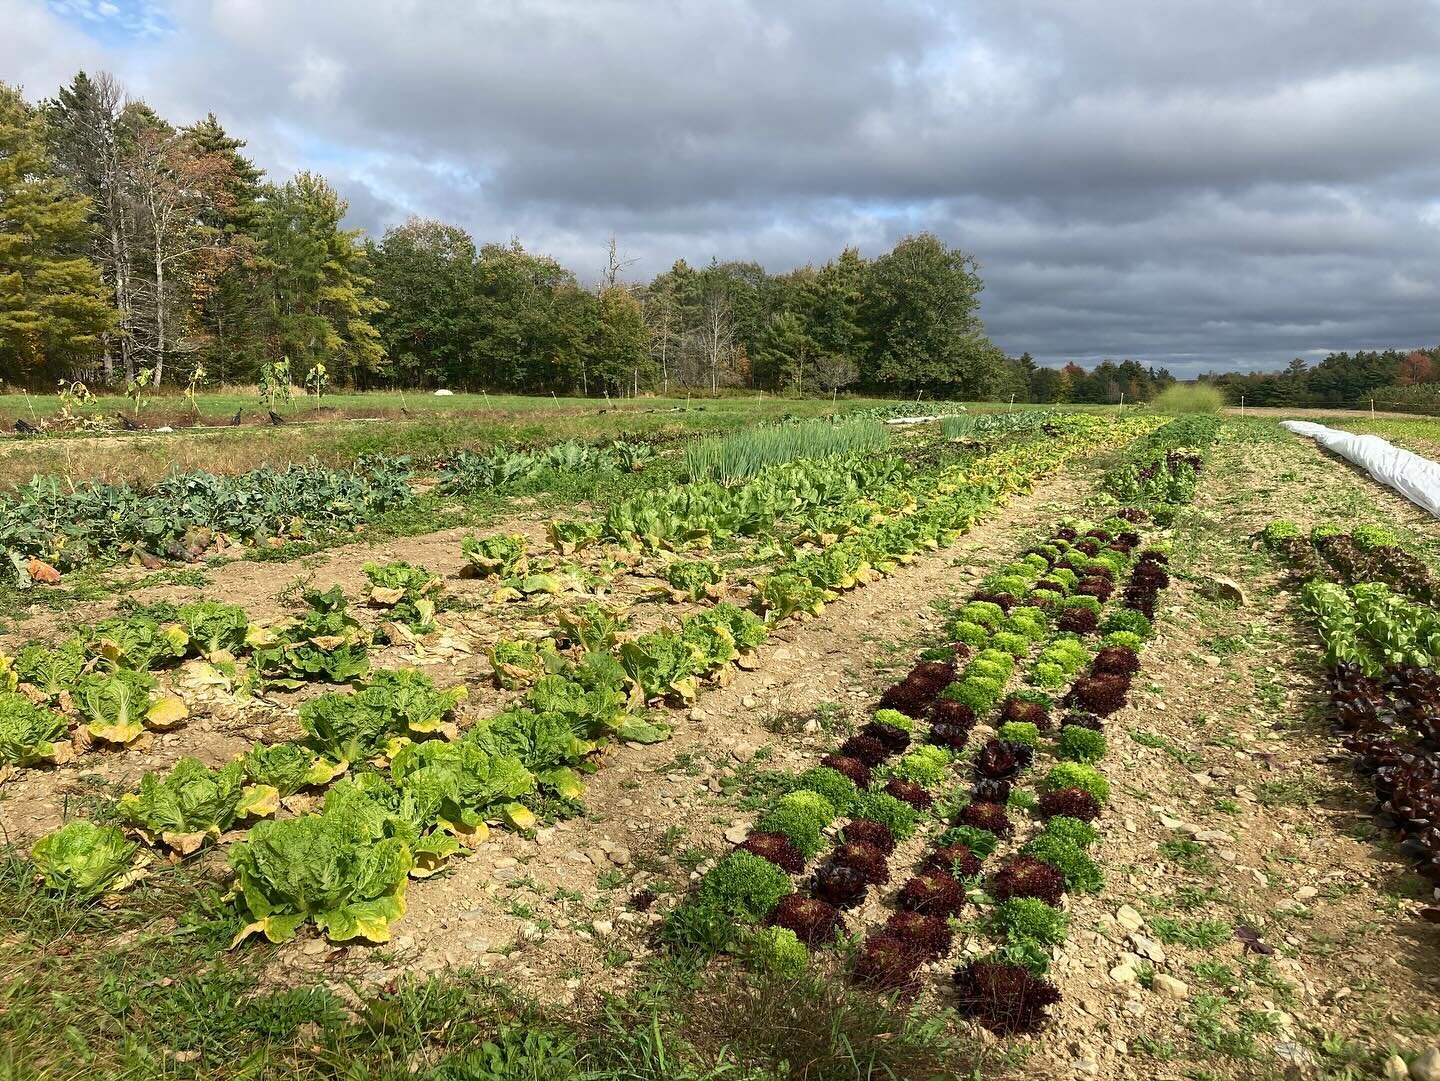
[4,411,1440,1080]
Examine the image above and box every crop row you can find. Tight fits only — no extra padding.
[1103,414,1221,517]
[1,416,1152,779]
[10,416,1160,948]
[1,456,415,584]
[1262,521,1440,897]
[670,507,1175,1034]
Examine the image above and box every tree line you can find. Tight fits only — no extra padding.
[1199,349,1440,409]
[2,70,1036,399]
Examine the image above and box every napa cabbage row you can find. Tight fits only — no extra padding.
[0,569,449,768]
[755,418,1160,622]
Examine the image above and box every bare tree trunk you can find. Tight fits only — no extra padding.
[154,232,165,384]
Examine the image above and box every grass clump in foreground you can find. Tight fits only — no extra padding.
[0,847,989,1080]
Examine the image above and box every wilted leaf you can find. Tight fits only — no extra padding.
[27,559,61,585]
[145,695,189,730]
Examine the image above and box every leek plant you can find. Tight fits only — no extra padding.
[684,418,888,484]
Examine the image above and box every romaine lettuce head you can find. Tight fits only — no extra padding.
[241,741,330,796]
[299,692,402,767]
[358,669,466,735]
[11,641,87,700]
[482,706,591,772]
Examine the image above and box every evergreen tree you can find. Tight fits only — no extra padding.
[755,309,817,393]
[0,82,112,383]
[44,70,134,383]
[251,173,385,386]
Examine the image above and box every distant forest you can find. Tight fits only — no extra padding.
[1198,349,1440,410]
[3,70,1033,399]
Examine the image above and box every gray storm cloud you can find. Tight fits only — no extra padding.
[4,0,1438,375]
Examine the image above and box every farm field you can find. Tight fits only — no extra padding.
[1,405,1438,1081]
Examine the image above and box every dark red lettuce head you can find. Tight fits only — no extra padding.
[898,871,967,918]
[740,831,806,873]
[956,800,1012,835]
[813,862,869,908]
[853,932,925,992]
[839,818,896,854]
[952,961,1061,1034]
[884,910,953,958]
[832,841,891,885]
[922,843,982,879]
[769,893,845,947]
[1037,786,1101,822]
[989,855,1066,905]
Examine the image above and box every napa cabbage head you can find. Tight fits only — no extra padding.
[0,692,70,766]
[229,800,413,945]
[32,819,140,898]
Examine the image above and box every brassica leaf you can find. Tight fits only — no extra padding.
[117,756,247,852]
[229,799,413,945]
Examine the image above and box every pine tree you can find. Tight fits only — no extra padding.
[44,71,134,383]
[182,114,265,383]
[0,82,113,383]
[252,173,385,386]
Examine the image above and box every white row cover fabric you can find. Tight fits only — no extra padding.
[1282,420,1440,519]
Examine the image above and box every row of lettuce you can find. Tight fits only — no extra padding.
[664,510,1173,1031]
[2,415,1152,780]
[14,415,1160,946]
[1263,521,1440,895]
[660,412,1218,1027]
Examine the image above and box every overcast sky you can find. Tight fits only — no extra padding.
[5,0,1439,375]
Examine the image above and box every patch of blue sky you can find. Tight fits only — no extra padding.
[47,0,172,43]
